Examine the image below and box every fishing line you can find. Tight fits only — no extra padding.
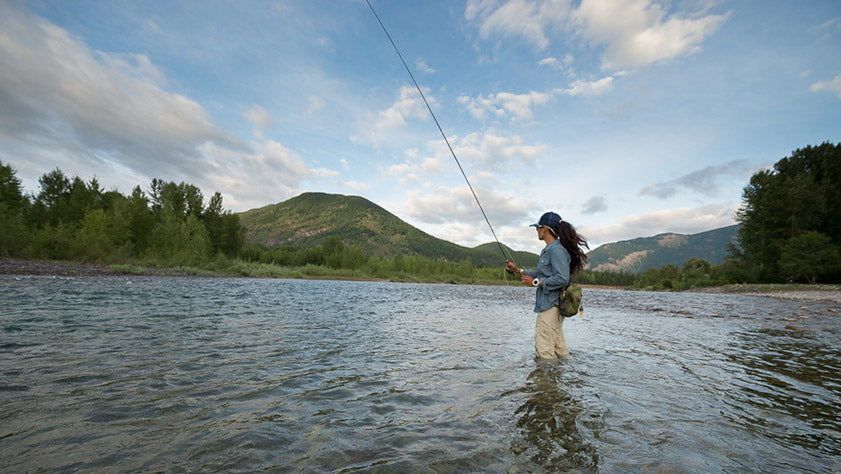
[365,0,515,266]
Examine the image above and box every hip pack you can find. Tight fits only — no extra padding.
[558,284,583,318]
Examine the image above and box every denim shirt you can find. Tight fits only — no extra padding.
[524,239,570,313]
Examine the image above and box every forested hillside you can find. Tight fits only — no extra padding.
[0,164,243,265]
[587,225,739,273]
[238,192,537,267]
[734,142,841,283]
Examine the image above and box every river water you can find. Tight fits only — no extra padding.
[1,275,839,472]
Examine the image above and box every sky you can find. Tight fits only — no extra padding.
[1,0,840,254]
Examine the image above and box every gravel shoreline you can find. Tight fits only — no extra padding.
[2,258,840,304]
[0,258,192,277]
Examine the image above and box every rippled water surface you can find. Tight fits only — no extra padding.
[2,276,840,472]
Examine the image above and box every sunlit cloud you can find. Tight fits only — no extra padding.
[581,204,739,247]
[556,76,615,96]
[466,0,727,70]
[573,0,729,70]
[465,0,573,50]
[351,86,433,146]
[811,72,841,99]
[458,90,553,121]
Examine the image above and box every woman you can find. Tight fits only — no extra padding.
[506,211,588,359]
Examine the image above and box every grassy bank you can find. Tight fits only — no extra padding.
[0,257,520,286]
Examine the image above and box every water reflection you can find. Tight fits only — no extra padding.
[726,327,841,457]
[511,361,599,472]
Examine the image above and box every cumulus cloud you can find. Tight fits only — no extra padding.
[416,59,435,73]
[458,90,553,121]
[637,160,751,199]
[811,72,841,99]
[538,53,574,72]
[352,86,432,145]
[581,203,739,247]
[383,132,542,187]
[245,105,274,139]
[457,77,614,125]
[377,86,430,129]
[0,3,244,180]
[466,0,727,70]
[0,3,316,211]
[405,185,533,229]
[340,180,372,193]
[454,132,542,169]
[202,140,309,210]
[465,0,573,50]
[556,76,615,96]
[573,0,729,69]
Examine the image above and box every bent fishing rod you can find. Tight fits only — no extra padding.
[365,0,517,269]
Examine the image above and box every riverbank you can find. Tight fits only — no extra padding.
[688,283,841,304]
[0,258,200,277]
[3,258,840,303]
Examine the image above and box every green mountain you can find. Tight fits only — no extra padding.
[238,192,538,267]
[586,225,739,273]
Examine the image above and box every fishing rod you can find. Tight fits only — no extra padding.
[365,0,516,267]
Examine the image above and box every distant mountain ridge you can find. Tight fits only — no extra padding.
[586,225,740,273]
[238,192,539,267]
[239,192,739,273]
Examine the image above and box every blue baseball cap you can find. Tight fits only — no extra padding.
[530,211,562,228]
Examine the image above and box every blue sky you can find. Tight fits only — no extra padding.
[1,0,840,253]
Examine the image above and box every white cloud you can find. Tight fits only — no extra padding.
[310,168,339,178]
[340,180,372,193]
[245,105,274,139]
[416,58,435,73]
[405,185,533,227]
[382,132,542,187]
[811,72,841,99]
[581,203,739,247]
[455,132,542,169]
[376,86,430,129]
[201,140,309,211]
[458,90,553,121]
[353,86,432,145]
[467,0,573,50]
[573,0,729,70]
[538,54,574,72]
[0,3,243,180]
[467,0,727,70]
[557,76,615,96]
[459,79,613,123]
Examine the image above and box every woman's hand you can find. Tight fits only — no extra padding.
[505,260,520,274]
[521,274,535,286]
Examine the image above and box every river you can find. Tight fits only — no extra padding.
[1,276,839,472]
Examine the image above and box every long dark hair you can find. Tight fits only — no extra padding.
[551,221,589,275]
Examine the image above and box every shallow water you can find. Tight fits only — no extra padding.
[1,276,839,472]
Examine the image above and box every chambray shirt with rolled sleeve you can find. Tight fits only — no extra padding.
[523,240,570,313]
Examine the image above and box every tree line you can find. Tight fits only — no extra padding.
[1,164,243,266]
[2,142,839,286]
[732,142,841,284]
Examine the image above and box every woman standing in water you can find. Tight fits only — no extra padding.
[506,212,588,359]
